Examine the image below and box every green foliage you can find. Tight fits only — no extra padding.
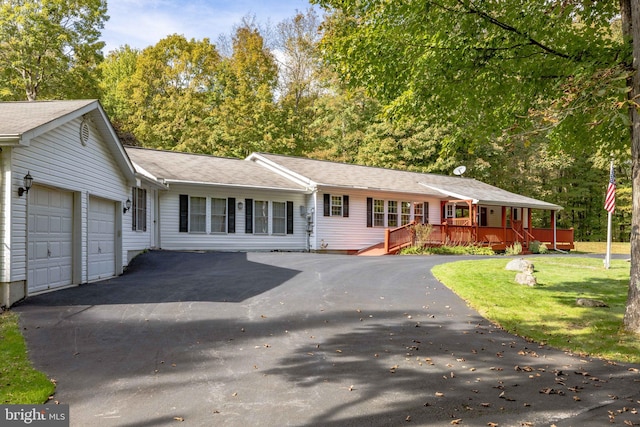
[432,258,640,363]
[529,241,549,254]
[0,312,54,403]
[505,242,523,256]
[0,0,107,100]
[401,243,494,256]
[413,223,433,247]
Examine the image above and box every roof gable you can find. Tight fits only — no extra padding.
[0,100,135,183]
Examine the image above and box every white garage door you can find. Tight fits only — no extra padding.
[28,186,74,293]
[88,196,116,281]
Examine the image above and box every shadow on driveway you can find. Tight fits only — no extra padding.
[13,251,640,427]
[21,251,301,305]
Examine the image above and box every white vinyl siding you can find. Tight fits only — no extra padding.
[157,185,307,252]
[314,191,440,251]
[11,115,131,287]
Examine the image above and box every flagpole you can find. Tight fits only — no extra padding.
[604,158,615,269]
[605,210,612,269]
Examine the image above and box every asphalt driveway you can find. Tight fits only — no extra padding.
[14,251,640,426]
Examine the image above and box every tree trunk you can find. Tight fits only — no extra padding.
[622,0,640,333]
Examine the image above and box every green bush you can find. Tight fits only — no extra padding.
[505,241,523,255]
[400,243,494,256]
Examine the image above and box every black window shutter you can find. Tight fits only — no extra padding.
[323,194,330,216]
[245,198,253,233]
[343,195,349,217]
[424,202,429,224]
[228,198,236,233]
[286,201,294,234]
[179,194,188,232]
[366,197,373,227]
[131,188,137,231]
[142,189,147,232]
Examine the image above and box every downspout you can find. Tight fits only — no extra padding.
[552,210,567,253]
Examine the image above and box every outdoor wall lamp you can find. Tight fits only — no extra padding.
[18,171,33,197]
[237,201,243,210]
[123,198,132,214]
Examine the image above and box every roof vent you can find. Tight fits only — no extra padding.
[80,119,90,146]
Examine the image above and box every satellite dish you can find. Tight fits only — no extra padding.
[453,165,466,176]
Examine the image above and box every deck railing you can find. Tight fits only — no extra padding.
[383,223,575,254]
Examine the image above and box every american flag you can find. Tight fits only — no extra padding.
[604,162,615,213]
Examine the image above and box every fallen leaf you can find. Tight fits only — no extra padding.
[435,392,445,397]
[487,423,498,427]
[173,417,184,422]
[450,419,462,425]
[406,415,411,422]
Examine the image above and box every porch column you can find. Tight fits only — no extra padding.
[501,206,507,245]
[527,208,532,244]
[550,210,557,248]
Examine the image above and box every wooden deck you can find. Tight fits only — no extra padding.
[383,222,574,255]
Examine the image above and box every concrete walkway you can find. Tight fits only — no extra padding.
[14,251,640,426]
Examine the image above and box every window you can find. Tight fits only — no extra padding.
[374,199,385,227]
[189,197,206,233]
[387,201,398,227]
[324,194,349,217]
[414,202,424,224]
[401,201,411,225]
[132,187,147,231]
[331,195,343,216]
[272,201,286,234]
[446,204,455,218]
[211,198,227,233]
[255,200,269,234]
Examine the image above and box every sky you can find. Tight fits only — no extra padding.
[101,0,315,55]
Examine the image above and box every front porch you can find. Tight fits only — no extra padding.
[381,202,574,255]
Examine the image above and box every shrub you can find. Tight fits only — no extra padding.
[505,241,523,255]
[413,223,434,247]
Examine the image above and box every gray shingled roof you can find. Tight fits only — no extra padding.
[125,147,309,192]
[0,100,96,136]
[254,153,562,210]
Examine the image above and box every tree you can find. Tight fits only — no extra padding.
[123,34,221,151]
[0,0,107,100]
[313,0,640,333]
[274,9,324,155]
[213,22,280,157]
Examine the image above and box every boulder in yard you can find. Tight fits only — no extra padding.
[515,272,537,287]
[576,298,608,308]
[506,258,535,273]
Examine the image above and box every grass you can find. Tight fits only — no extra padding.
[432,256,640,363]
[0,311,55,404]
[573,241,630,255]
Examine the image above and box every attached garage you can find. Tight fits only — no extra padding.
[88,196,116,281]
[27,185,74,293]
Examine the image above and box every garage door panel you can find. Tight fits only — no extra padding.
[28,186,74,293]
[88,196,116,281]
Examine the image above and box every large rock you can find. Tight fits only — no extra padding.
[506,258,534,273]
[515,272,537,287]
[576,298,608,308]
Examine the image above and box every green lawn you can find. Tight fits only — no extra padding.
[0,311,55,404]
[573,241,630,255]
[432,257,640,363]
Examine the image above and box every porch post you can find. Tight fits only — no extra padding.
[501,206,507,245]
[527,208,532,244]
[550,210,557,248]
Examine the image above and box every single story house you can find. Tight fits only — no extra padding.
[0,100,573,307]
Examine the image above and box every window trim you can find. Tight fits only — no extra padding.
[132,187,147,232]
[210,197,227,234]
[189,196,207,233]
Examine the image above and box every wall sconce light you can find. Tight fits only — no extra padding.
[18,171,33,197]
[123,198,132,214]
[237,201,244,210]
